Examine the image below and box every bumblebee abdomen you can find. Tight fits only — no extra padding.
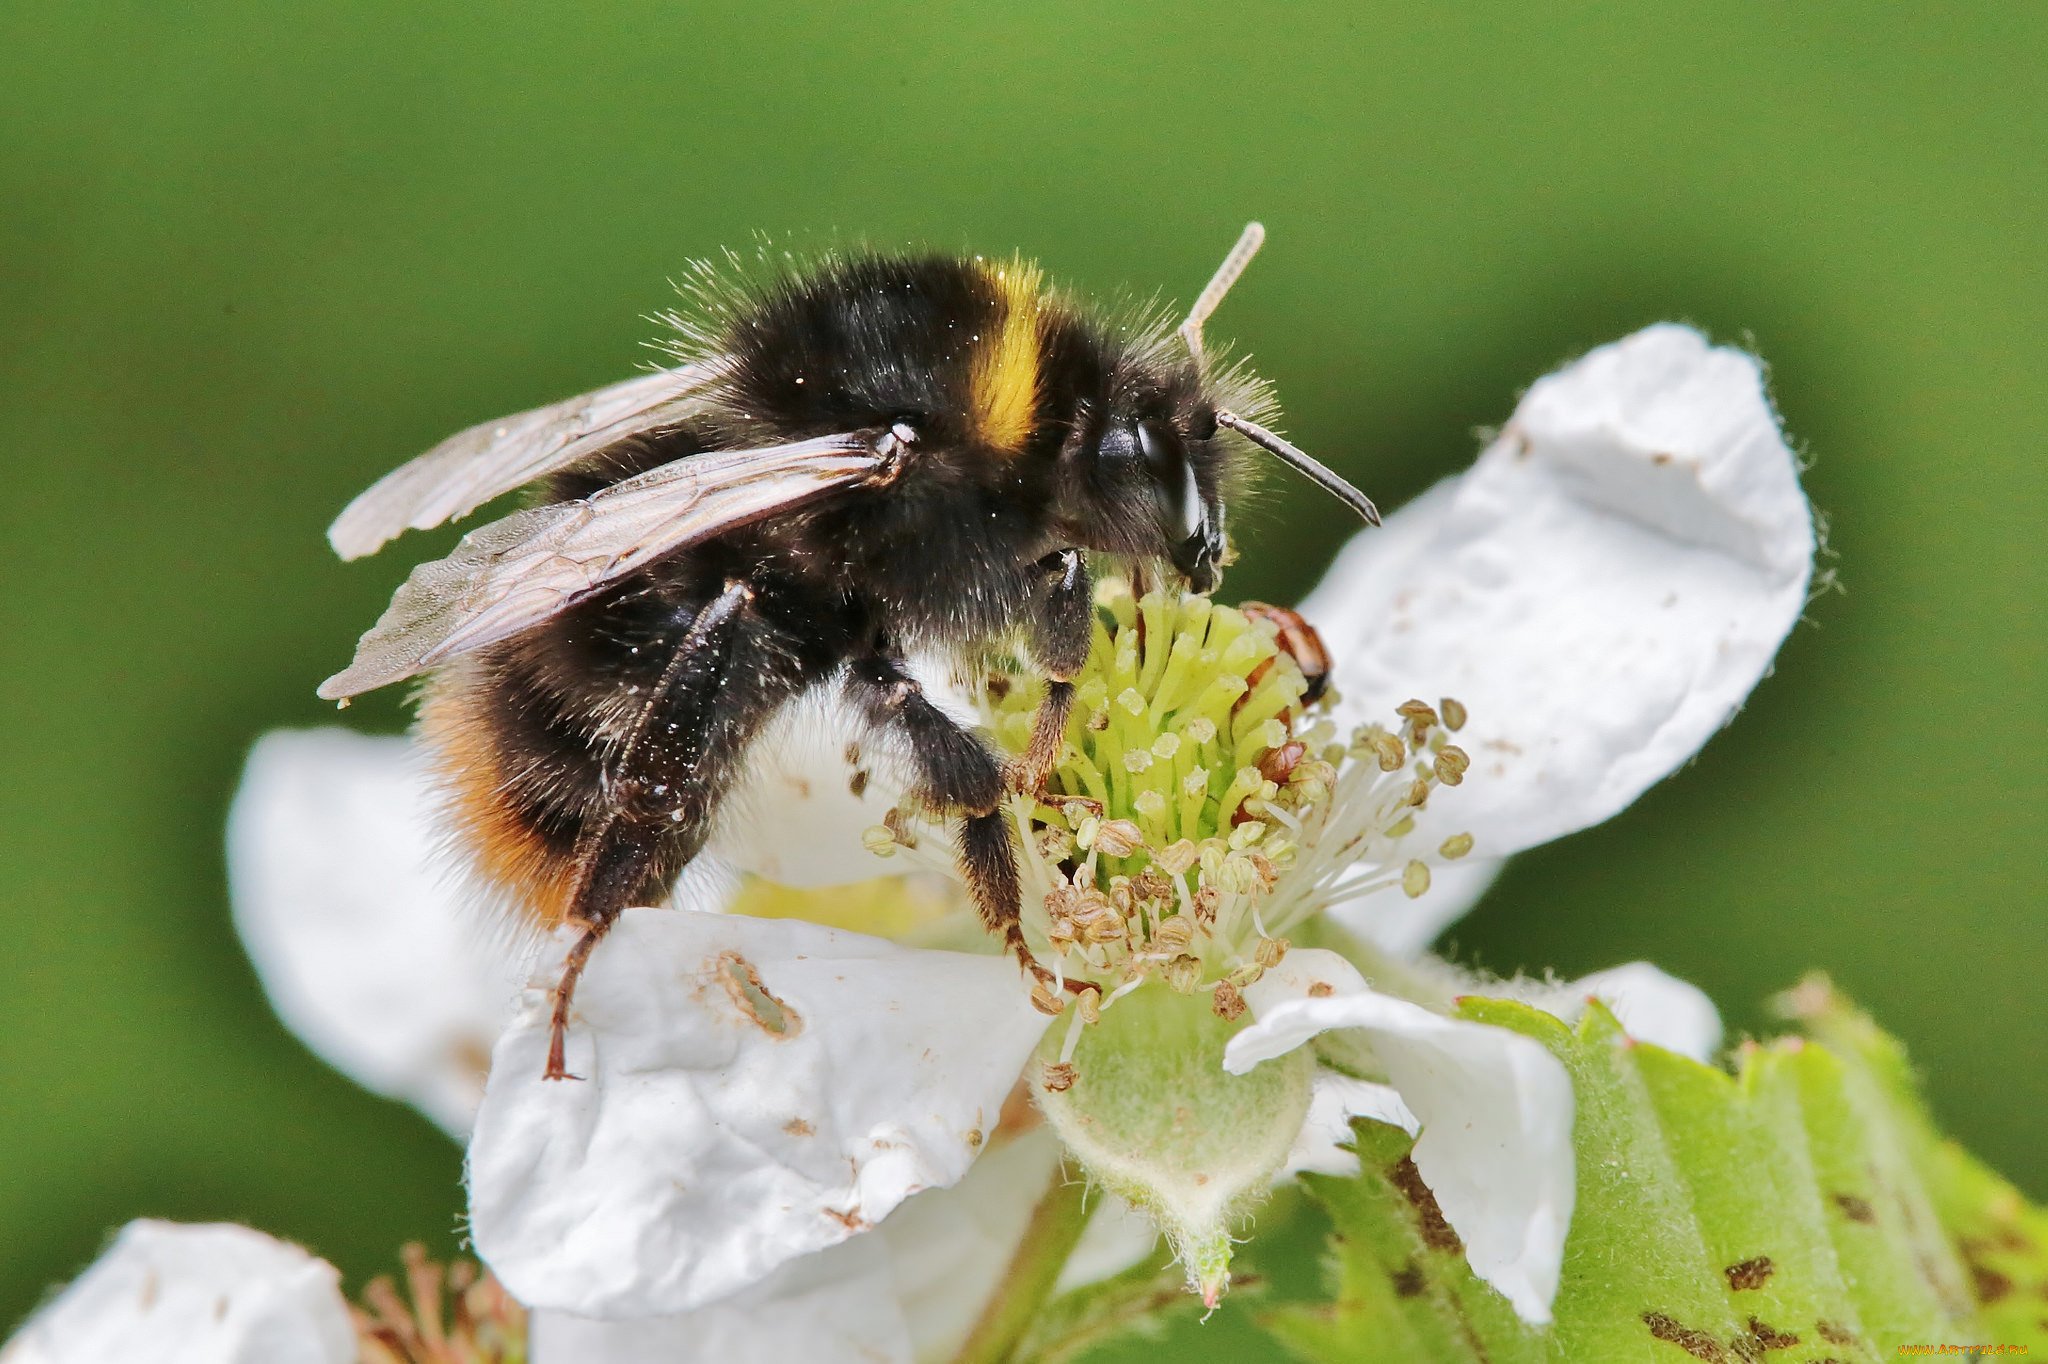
[422,552,858,927]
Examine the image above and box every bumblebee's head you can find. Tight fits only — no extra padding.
[1060,398,1229,593]
[1048,224,1380,589]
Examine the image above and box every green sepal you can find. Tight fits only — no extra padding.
[1011,1253,1213,1364]
[1263,984,2048,1361]
[1035,986,1314,1305]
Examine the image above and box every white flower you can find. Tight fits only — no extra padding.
[1,1222,355,1364]
[224,322,1813,1334]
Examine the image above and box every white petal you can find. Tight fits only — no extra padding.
[1303,324,1814,856]
[1228,950,1574,1324]
[467,909,1054,1317]
[1324,855,1506,960]
[526,1129,1158,1364]
[1057,1191,1162,1295]
[226,730,530,1136]
[876,1128,1157,1358]
[1283,1072,1416,1177]
[877,1135,1057,1362]
[1539,961,1724,1063]
[1,1221,354,1364]
[712,689,908,887]
[530,1238,912,1364]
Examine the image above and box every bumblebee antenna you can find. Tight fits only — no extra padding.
[1215,409,1381,526]
[1179,222,1265,366]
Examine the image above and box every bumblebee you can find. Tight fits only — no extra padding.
[321,225,1377,1079]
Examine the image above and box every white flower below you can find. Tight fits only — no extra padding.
[1,1222,354,1364]
[466,909,1056,1317]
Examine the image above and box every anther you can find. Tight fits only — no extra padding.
[1151,915,1194,955]
[1094,819,1145,858]
[1434,745,1470,786]
[1396,699,1439,728]
[1211,980,1248,1022]
[1440,697,1468,732]
[1402,860,1432,898]
[1439,832,1475,859]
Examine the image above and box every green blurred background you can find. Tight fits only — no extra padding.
[2,0,2040,1343]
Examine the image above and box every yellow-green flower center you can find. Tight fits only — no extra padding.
[977,583,1474,1029]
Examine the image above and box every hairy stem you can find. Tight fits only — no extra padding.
[952,1161,1095,1364]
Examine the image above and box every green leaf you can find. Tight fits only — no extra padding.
[1265,983,2048,1361]
[1035,985,1314,1305]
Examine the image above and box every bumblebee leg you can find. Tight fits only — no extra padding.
[543,577,772,1081]
[1011,549,1093,795]
[846,652,1056,1007]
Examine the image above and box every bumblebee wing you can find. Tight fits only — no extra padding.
[327,363,722,561]
[318,432,882,699]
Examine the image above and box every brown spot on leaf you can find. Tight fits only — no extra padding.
[1815,1320,1858,1348]
[1831,1192,1875,1224]
[823,1207,870,1233]
[1724,1255,1774,1291]
[1642,1312,1727,1361]
[1744,1317,1798,1351]
[1391,1261,1425,1297]
[783,1117,814,1137]
[716,952,802,1037]
[1389,1156,1462,1253]
[137,1270,159,1311]
[213,1295,230,1322]
[1652,451,1674,466]
[1308,981,1334,998]
[848,769,869,797]
[1970,1260,2015,1303]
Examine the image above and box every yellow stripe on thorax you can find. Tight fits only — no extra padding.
[969,256,1043,454]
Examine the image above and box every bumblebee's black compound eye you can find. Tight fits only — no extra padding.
[1137,420,1174,477]
[1138,421,1203,542]
[1096,419,1140,467]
